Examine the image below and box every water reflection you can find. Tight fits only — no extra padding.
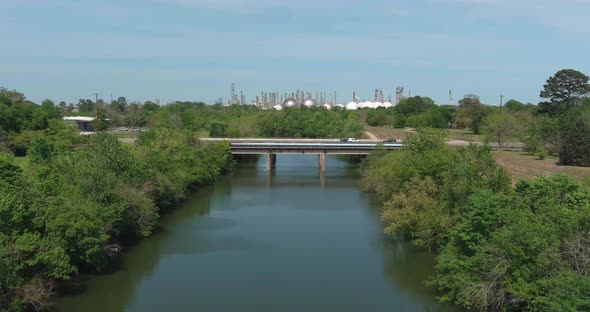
[57,155,455,312]
[57,184,218,312]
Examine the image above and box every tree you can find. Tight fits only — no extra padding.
[559,107,590,166]
[395,96,436,116]
[432,175,590,311]
[504,99,526,111]
[0,131,11,154]
[454,98,489,134]
[125,104,146,129]
[524,116,559,156]
[111,96,128,112]
[208,121,228,137]
[406,109,448,129]
[92,107,109,131]
[366,110,393,126]
[483,112,523,148]
[539,69,590,116]
[143,100,160,112]
[77,99,94,113]
[0,87,26,104]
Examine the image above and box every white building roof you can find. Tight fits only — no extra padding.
[63,116,95,122]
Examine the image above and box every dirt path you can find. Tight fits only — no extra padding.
[365,131,379,140]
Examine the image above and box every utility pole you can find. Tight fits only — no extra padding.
[500,94,503,110]
[92,92,99,131]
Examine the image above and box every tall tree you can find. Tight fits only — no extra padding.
[454,97,489,134]
[559,107,590,166]
[0,87,26,105]
[395,96,436,116]
[111,96,128,112]
[143,100,160,112]
[539,69,590,116]
[504,99,526,111]
[483,111,522,148]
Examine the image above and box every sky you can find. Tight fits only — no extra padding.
[1,0,589,105]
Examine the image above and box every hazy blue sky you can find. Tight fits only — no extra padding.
[1,0,589,105]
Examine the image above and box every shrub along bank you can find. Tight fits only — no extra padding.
[362,129,590,311]
[0,129,233,311]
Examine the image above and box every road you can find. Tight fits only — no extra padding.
[118,137,524,151]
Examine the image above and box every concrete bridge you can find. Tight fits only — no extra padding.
[202,138,402,171]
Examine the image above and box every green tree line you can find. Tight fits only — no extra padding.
[363,69,590,167]
[362,130,590,311]
[0,129,233,311]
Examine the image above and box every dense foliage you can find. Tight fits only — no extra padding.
[257,107,363,138]
[558,106,590,166]
[363,96,453,129]
[362,130,590,311]
[0,130,233,311]
[538,69,590,116]
[141,102,364,138]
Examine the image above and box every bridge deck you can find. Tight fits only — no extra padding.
[230,142,402,155]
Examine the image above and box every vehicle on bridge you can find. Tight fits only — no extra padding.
[346,138,360,143]
[383,138,397,143]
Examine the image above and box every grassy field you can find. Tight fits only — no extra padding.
[367,127,485,142]
[446,129,485,142]
[106,131,140,139]
[493,151,590,182]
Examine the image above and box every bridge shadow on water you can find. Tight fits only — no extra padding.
[233,154,362,190]
[57,153,457,312]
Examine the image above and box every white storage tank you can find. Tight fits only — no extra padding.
[346,101,358,110]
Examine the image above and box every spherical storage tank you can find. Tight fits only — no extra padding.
[346,101,358,110]
[302,98,317,108]
[322,103,331,110]
[373,101,383,108]
[273,105,283,110]
[282,98,301,108]
[333,104,345,110]
[383,101,393,108]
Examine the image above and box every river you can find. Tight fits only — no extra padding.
[57,155,455,312]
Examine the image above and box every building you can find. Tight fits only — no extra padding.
[63,116,95,132]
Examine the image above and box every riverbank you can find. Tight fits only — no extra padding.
[0,130,235,311]
[361,130,590,311]
[56,154,455,311]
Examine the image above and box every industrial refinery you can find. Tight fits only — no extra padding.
[218,83,409,111]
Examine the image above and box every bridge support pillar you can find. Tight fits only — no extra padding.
[266,153,276,171]
[318,153,326,171]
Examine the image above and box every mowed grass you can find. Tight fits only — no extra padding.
[447,129,485,142]
[493,151,590,182]
[107,131,140,139]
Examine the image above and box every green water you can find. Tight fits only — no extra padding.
[57,155,455,312]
